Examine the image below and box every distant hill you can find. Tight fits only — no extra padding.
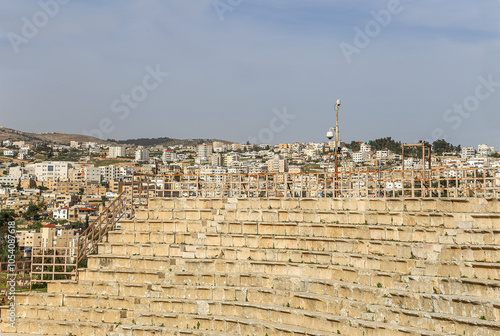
[0,126,234,148]
[110,137,234,147]
[0,126,113,145]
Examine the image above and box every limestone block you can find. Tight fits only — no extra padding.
[268,198,282,209]
[242,222,258,234]
[331,199,343,211]
[236,210,248,221]
[303,212,321,223]
[236,199,250,209]
[173,210,186,220]
[259,223,275,235]
[282,199,300,210]
[421,199,437,212]
[471,214,500,229]
[224,203,237,210]
[135,210,149,220]
[247,210,262,221]
[288,210,304,222]
[158,210,173,220]
[232,235,246,247]
[343,199,359,211]
[185,210,201,220]
[262,210,279,222]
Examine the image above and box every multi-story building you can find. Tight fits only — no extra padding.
[478,144,495,157]
[135,149,150,162]
[211,153,222,167]
[40,224,76,248]
[212,142,227,153]
[376,148,392,157]
[53,207,69,220]
[41,224,57,247]
[68,165,100,182]
[231,143,242,151]
[197,143,213,159]
[19,147,30,155]
[108,146,126,158]
[18,230,42,250]
[109,180,124,194]
[100,165,119,182]
[352,151,369,164]
[461,147,475,159]
[279,143,289,150]
[223,153,240,167]
[84,183,107,197]
[162,150,177,163]
[69,141,81,148]
[33,161,70,182]
[266,155,288,173]
[0,176,19,186]
[360,143,371,153]
[100,164,134,182]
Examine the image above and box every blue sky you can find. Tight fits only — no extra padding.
[0,0,499,148]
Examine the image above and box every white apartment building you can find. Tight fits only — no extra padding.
[197,144,213,159]
[224,153,240,167]
[33,161,70,182]
[135,149,150,162]
[352,151,368,164]
[100,165,119,181]
[100,165,134,182]
[19,147,30,155]
[83,165,101,182]
[69,141,81,148]
[376,149,392,157]
[212,141,227,153]
[0,176,19,186]
[478,144,495,157]
[461,147,476,159]
[211,153,222,167]
[266,155,288,173]
[360,143,371,153]
[162,150,177,163]
[53,207,69,220]
[108,146,126,158]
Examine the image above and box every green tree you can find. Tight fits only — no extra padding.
[432,139,460,154]
[346,141,360,152]
[0,209,16,261]
[23,202,43,220]
[369,137,402,154]
[0,209,15,226]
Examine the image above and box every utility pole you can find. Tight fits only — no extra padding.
[327,99,341,197]
[335,99,341,194]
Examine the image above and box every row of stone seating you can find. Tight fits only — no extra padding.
[120,218,500,244]
[106,229,500,262]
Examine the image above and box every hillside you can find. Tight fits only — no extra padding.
[0,126,234,147]
[0,126,113,145]
[110,137,234,147]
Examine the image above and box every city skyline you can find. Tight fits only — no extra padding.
[1,0,499,148]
